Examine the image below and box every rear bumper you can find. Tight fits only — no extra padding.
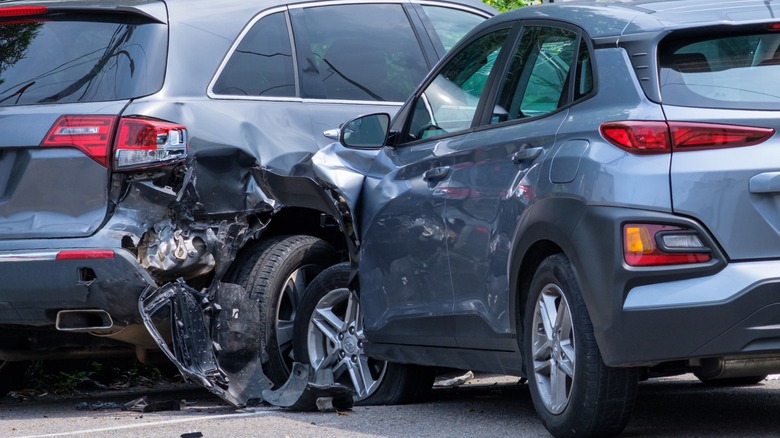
[571,205,780,367]
[612,261,780,365]
[0,248,156,327]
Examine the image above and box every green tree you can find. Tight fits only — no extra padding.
[483,0,536,12]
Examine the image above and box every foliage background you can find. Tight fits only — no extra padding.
[483,0,537,12]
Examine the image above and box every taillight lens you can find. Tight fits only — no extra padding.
[601,121,670,154]
[41,115,117,167]
[40,115,187,170]
[0,6,48,17]
[623,224,711,266]
[601,121,775,154]
[114,117,187,170]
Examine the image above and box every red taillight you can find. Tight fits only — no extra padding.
[40,115,117,167]
[0,6,47,17]
[40,115,188,170]
[769,23,780,31]
[114,117,187,170]
[601,121,775,154]
[56,250,114,260]
[600,121,670,154]
[623,224,711,267]
[670,122,775,150]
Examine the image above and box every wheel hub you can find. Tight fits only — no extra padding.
[342,335,359,355]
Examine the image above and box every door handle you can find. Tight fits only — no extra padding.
[423,166,451,182]
[512,146,543,163]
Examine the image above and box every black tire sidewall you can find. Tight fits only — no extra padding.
[230,235,338,385]
[523,254,596,436]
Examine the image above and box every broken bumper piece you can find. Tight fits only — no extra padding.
[139,280,354,410]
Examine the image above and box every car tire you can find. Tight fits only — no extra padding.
[523,254,638,438]
[696,375,767,386]
[293,262,434,405]
[0,360,29,395]
[225,235,339,386]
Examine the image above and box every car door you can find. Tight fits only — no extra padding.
[442,24,588,350]
[359,26,515,347]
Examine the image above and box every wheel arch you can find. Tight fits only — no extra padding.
[508,198,588,362]
[259,206,349,255]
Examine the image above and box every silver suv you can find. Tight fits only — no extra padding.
[221,0,780,435]
[0,0,493,394]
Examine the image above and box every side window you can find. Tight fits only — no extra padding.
[212,12,295,97]
[404,28,510,142]
[421,5,486,53]
[291,4,429,102]
[492,26,580,124]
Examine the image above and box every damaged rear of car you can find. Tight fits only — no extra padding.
[0,0,494,399]
[0,1,188,371]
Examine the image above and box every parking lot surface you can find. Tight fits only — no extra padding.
[3,373,780,437]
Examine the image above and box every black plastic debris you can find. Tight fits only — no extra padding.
[262,363,353,412]
[122,396,181,413]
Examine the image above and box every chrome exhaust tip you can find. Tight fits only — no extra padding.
[55,309,114,331]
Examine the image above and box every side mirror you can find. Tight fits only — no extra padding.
[340,113,390,149]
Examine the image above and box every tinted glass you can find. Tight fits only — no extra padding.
[405,28,510,142]
[292,4,429,102]
[212,12,295,97]
[0,15,166,107]
[422,5,486,52]
[659,32,780,110]
[493,26,577,124]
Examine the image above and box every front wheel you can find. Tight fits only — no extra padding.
[293,262,433,405]
[225,235,339,386]
[524,254,638,438]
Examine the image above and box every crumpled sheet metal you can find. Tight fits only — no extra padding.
[140,280,273,406]
[251,142,375,269]
[140,280,357,409]
[138,143,373,409]
[262,362,353,411]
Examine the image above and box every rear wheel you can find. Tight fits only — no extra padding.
[226,235,339,386]
[294,262,433,405]
[524,254,638,438]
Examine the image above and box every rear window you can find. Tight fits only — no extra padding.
[658,30,780,110]
[0,14,166,107]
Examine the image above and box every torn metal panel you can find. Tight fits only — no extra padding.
[133,136,379,408]
[251,142,378,266]
[140,280,273,406]
[140,279,358,408]
[261,362,353,411]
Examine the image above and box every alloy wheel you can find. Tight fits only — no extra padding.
[275,264,321,375]
[306,287,387,401]
[531,283,576,414]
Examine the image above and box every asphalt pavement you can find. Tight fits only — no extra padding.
[2,373,780,437]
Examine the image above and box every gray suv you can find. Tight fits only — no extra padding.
[226,0,780,435]
[0,0,493,393]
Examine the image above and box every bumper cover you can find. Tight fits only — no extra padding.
[0,248,156,327]
[571,205,780,366]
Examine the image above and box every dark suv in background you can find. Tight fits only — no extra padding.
[0,0,493,393]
